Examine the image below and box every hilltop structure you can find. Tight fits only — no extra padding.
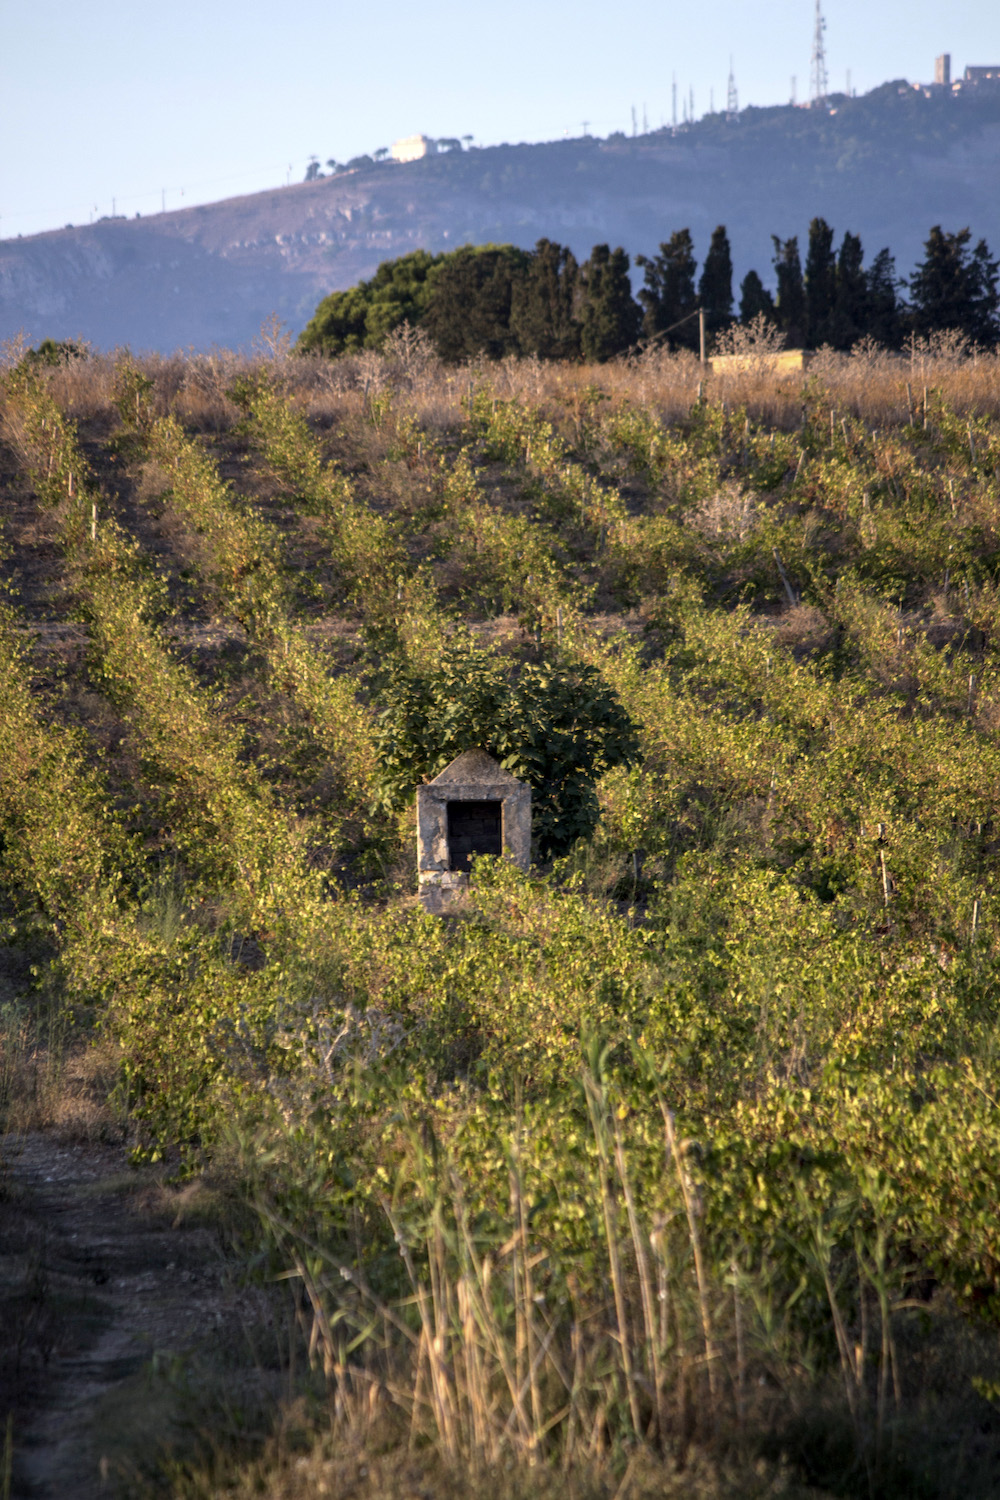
[924,55,1000,94]
[391,134,437,163]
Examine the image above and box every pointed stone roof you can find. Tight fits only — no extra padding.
[429,748,523,788]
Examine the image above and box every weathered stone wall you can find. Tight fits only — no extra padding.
[416,749,531,913]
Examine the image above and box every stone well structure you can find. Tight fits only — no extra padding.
[416,749,531,914]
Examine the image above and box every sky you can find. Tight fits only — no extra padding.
[3,0,996,240]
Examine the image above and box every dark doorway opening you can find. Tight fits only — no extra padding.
[447,800,502,872]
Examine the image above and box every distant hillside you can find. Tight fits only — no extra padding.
[3,80,1000,353]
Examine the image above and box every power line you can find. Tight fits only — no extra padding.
[2,161,302,233]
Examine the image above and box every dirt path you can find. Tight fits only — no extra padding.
[1,1133,258,1498]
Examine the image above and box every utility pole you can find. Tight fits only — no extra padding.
[810,0,828,107]
[582,120,590,137]
[727,56,738,118]
[791,75,797,105]
[699,307,706,365]
[672,74,678,129]
[642,102,648,132]
[689,86,695,121]
[631,105,637,137]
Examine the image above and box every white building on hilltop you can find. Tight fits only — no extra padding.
[390,134,438,163]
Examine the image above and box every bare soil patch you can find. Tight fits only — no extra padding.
[1,1133,273,1498]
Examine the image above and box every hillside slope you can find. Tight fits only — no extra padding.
[4,82,1000,352]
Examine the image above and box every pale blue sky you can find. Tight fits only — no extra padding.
[3,0,996,238]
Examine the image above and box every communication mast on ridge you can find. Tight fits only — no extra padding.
[810,0,829,106]
[727,56,738,117]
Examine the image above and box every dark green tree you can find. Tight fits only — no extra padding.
[909,226,1000,345]
[772,235,806,345]
[866,247,904,347]
[827,231,868,348]
[296,249,443,355]
[423,245,529,362]
[372,639,640,857]
[738,269,775,324]
[578,245,642,362]
[967,239,1000,345]
[804,217,837,346]
[698,226,734,339]
[24,338,89,368]
[510,238,581,359]
[636,229,698,348]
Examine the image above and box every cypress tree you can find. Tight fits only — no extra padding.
[698,226,734,338]
[579,245,642,362]
[804,217,837,347]
[909,227,968,335]
[771,236,805,346]
[636,229,698,349]
[510,238,581,359]
[968,239,1000,346]
[909,226,999,345]
[739,270,775,324]
[828,231,867,349]
[866,248,904,348]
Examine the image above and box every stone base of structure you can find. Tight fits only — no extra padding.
[418,870,469,915]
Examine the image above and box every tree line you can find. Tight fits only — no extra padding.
[296,220,1000,362]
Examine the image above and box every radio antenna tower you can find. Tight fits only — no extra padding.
[810,0,828,106]
[727,56,738,117]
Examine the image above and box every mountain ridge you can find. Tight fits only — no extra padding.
[4,82,1000,352]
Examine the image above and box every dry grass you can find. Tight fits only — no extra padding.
[184,1412,824,1500]
[690,479,758,542]
[216,340,1000,434]
[20,335,1000,447]
[0,1029,122,1141]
